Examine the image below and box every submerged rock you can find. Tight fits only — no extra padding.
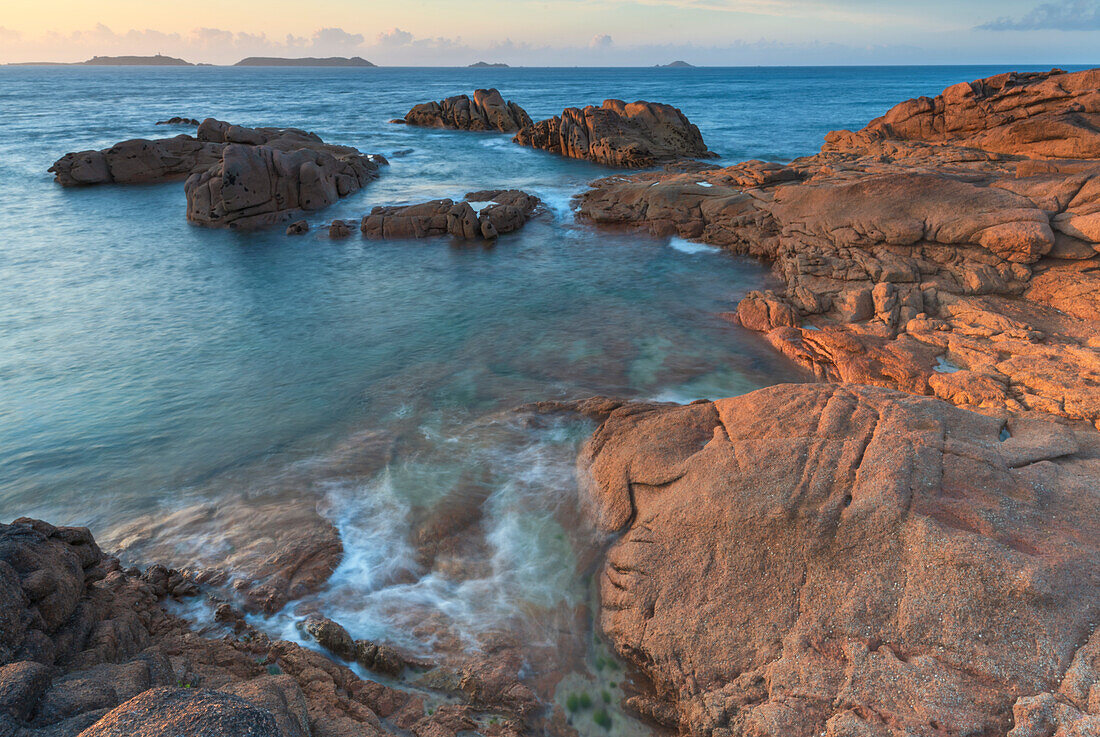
[401,88,532,132]
[155,117,201,126]
[581,383,1100,737]
[514,99,714,168]
[361,189,540,241]
[576,68,1100,429]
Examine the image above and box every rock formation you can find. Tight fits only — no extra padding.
[400,89,532,133]
[50,117,379,189]
[580,383,1100,737]
[513,99,714,168]
[576,68,1100,428]
[0,516,544,737]
[361,190,541,240]
[50,117,384,230]
[184,143,380,230]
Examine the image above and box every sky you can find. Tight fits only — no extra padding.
[1,0,1099,65]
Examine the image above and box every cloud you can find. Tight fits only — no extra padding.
[977,0,1100,30]
[376,28,414,46]
[589,33,614,49]
[312,27,364,49]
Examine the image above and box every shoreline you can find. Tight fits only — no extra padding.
[2,67,1099,736]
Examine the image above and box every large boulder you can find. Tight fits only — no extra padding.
[49,118,337,187]
[400,88,532,132]
[581,383,1100,737]
[184,143,381,230]
[514,99,714,168]
[77,687,281,737]
[361,189,540,240]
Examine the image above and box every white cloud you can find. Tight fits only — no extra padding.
[376,28,414,46]
[589,33,614,49]
[977,0,1100,30]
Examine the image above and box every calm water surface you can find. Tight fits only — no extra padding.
[0,63,1078,728]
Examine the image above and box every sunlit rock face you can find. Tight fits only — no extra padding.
[577,68,1100,430]
[580,383,1100,737]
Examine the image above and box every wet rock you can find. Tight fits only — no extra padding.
[402,89,532,132]
[76,687,281,736]
[301,616,355,662]
[108,499,344,615]
[328,219,352,238]
[155,117,200,126]
[184,143,381,230]
[361,190,540,241]
[581,383,1100,737]
[50,118,328,188]
[514,99,714,168]
[285,220,309,236]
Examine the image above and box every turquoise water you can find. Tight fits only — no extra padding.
[0,65,1081,713]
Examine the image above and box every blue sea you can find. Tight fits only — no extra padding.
[0,64,1082,727]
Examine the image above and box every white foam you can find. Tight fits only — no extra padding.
[668,237,722,255]
[696,181,714,188]
[934,355,962,373]
[465,200,495,214]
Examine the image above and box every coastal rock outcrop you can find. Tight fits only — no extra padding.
[361,189,541,240]
[184,143,380,230]
[400,89,533,132]
[0,516,539,737]
[513,99,714,168]
[828,67,1100,159]
[51,118,337,187]
[581,383,1100,737]
[50,117,384,229]
[576,68,1100,428]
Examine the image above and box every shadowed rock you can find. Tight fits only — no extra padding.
[50,117,384,230]
[361,189,540,240]
[400,89,532,132]
[581,383,1100,737]
[514,99,714,168]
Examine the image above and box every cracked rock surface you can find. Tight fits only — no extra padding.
[577,68,1100,428]
[579,383,1100,737]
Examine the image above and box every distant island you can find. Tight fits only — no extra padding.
[657,60,695,68]
[84,54,193,66]
[468,61,509,68]
[234,56,376,67]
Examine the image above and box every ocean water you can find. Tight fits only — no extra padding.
[0,63,1080,728]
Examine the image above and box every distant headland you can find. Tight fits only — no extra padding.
[233,56,376,67]
[468,61,509,68]
[657,60,695,68]
[8,54,194,66]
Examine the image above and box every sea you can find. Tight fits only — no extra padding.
[0,64,1083,732]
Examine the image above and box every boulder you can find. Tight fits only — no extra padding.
[514,99,714,168]
[581,383,1100,737]
[402,89,532,132]
[184,143,380,230]
[77,687,281,737]
[361,190,540,241]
